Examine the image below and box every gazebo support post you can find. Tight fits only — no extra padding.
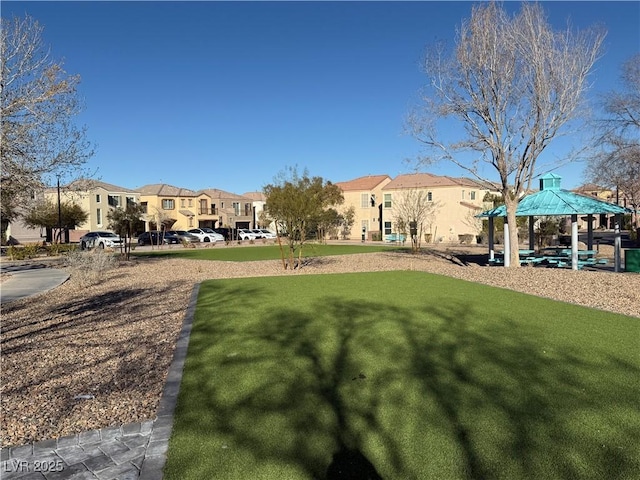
[587,215,594,250]
[571,214,579,270]
[488,217,495,262]
[528,216,535,251]
[503,217,510,268]
[614,215,622,272]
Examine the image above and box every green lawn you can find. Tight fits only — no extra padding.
[164,271,639,480]
[132,243,403,261]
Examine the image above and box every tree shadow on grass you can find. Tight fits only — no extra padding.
[166,279,639,480]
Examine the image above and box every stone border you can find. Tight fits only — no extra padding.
[138,283,200,480]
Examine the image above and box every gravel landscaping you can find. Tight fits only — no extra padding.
[1,246,638,448]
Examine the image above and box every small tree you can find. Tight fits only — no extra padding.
[264,167,343,269]
[391,189,440,253]
[339,206,356,240]
[22,199,88,242]
[107,203,145,259]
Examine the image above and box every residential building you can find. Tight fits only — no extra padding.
[381,173,494,243]
[198,189,255,229]
[47,180,140,241]
[136,184,213,231]
[335,175,392,240]
[242,191,268,228]
[4,190,45,244]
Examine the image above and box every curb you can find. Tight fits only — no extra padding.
[138,282,200,480]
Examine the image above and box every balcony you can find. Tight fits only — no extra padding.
[199,207,218,215]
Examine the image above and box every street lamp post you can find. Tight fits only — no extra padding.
[57,174,62,244]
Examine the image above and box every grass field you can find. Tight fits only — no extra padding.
[132,243,403,262]
[164,271,639,480]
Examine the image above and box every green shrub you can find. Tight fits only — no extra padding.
[7,245,26,260]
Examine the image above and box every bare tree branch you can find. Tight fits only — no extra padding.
[407,2,605,266]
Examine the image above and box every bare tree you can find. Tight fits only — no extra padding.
[1,15,94,239]
[408,2,605,266]
[392,188,440,253]
[586,54,640,229]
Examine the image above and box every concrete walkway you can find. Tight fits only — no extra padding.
[1,263,71,303]
[0,261,200,480]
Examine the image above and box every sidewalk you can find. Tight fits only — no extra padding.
[1,263,70,303]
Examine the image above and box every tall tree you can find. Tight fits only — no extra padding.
[586,54,640,230]
[264,167,343,269]
[408,2,605,267]
[1,15,94,238]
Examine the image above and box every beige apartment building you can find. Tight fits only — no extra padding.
[199,189,255,229]
[136,184,214,231]
[335,175,392,240]
[380,173,495,243]
[44,180,140,240]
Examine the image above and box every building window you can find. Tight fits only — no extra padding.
[462,189,465,200]
[162,199,175,210]
[470,191,476,200]
[384,221,392,235]
[108,195,120,207]
[188,199,193,207]
[126,196,136,206]
[96,194,101,203]
[188,217,194,227]
[427,192,433,202]
[370,194,376,207]
[244,203,252,216]
[384,193,392,208]
[141,202,148,214]
[233,202,240,215]
[181,199,186,208]
[96,208,102,225]
[361,193,369,208]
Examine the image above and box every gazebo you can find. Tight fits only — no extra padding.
[477,173,632,271]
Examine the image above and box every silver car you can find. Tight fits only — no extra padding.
[79,231,123,250]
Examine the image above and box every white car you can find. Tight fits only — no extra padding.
[188,228,224,243]
[256,229,277,239]
[79,231,123,250]
[237,229,258,240]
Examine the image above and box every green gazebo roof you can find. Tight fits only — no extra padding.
[478,173,631,218]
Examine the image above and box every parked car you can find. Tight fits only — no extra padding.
[79,231,123,250]
[256,229,277,239]
[167,230,201,244]
[188,228,224,243]
[213,227,236,240]
[137,231,180,246]
[237,228,258,240]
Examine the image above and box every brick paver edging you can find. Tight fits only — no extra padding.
[138,282,200,480]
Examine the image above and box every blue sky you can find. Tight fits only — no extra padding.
[3,1,639,194]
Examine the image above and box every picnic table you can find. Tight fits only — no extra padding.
[489,248,607,269]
